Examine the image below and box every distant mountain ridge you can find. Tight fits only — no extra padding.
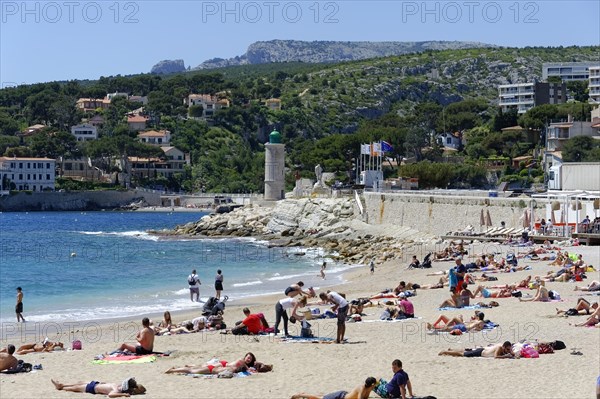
[151,40,497,72]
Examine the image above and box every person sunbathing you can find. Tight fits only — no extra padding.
[0,345,18,372]
[165,352,257,375]
[549,252,566,266]
[426,311,486,333]
[570,307,600,327]
[438,341,515,358]
[472,285,513,298]
[556,298,599,316]
[519,281,549,302]
[52,378,146,397]
[290,377,377,399]
[574,280,600,292]
[10,339,64,355]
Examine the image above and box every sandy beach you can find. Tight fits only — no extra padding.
[1,241,598,399]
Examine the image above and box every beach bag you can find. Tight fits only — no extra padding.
[188,275,197,285]
[538,343,554,354]
[551,340,566,350]
[511,290,522,298]
[548,290,561,300]
[72,340,82,350]
[300,320,313,338]
[521,346,539,358]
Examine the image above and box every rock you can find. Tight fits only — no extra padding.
[150,59,186,74]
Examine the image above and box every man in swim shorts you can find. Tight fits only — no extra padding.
[115,317,154,355]
[438,341,514,358]
[52,378,146,396]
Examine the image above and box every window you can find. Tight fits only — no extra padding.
[46,174,50,180]
[33,163,36,169]
[19,163,22,168]
[38,163,43,168]
[33,174,36,180]
[39,174,42,180]
[27,174,30,179]
[10,162,14,168]
[46,163,50,169]
[446,137,452,144]
[27,163,30,168]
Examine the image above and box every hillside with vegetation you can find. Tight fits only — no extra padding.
[1,45,598,193]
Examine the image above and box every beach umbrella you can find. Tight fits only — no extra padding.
[550,209,556,225]
[486,209,493,227]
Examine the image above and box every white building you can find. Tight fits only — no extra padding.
[137,130,171,146]
[184,94,230,118]
[542,62,598,82]
[589,66,600,105]
[0,157,56,191]
[70,123,98,142]
[498,82,566,114]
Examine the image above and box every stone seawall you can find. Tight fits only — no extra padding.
[362,192,546,236]
[0,190,161,211]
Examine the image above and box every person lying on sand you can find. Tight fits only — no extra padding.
[426,311,486,333]
[570,306,600,327]
[52,378,146,397]
[1,339,64,355]
[472,285,513,299]
[165,352,262,374]
[556,298,599,316]
[574,280,600,292]
[290,377,377,399]
[438,341,515,359]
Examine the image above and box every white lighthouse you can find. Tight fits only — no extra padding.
[264,130,285,201]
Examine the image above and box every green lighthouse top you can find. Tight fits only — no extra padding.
[269,130,281,144]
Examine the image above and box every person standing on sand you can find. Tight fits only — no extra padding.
[16,287,25,322]
[319,262,326,280]
[188,269,201,302]
[319,291,349,344]
[215,269,224,299]
[369,260,375,275]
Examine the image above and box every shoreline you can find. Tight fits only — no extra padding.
[1,242,598,398]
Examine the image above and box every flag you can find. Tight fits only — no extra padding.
[360,144,370,155]
[371,142,382,156]
[381,141,394,152]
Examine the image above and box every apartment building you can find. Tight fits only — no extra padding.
[542,62,598,82]
[498,82,566,114]
[0,157,56,191]
[589,66,600,105]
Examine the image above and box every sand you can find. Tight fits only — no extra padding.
[1,242,598,399]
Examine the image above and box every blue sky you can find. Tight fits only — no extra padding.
[1,0,599,85]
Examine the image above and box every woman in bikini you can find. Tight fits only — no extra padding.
[284,282,315,298]
[165,352,257,374]
[556,298,599,316]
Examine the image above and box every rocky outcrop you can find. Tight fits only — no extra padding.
[194,40,495,69]
[151,59,186,75]
[157,198,436,265]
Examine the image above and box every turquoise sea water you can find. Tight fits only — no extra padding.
[0,212,348,323]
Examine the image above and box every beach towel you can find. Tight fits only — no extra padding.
[93,355,157,365]
[186,371,252,379]
[278,336,335,343]
[438,305,482,311]
[362,317,423,323]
